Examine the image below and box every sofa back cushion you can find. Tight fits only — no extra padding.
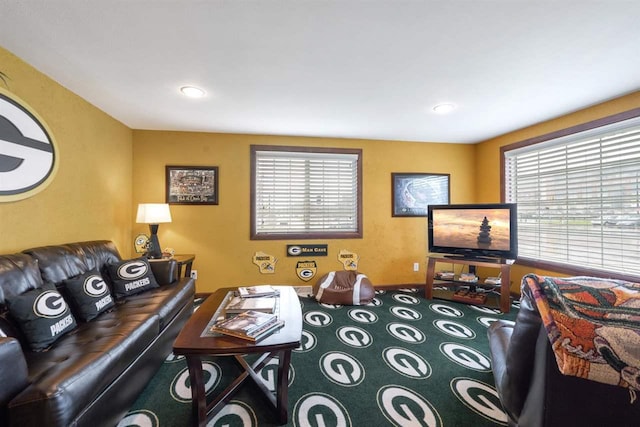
[0,254,44,306]
[0,254,45,339]
[24,240,121,284]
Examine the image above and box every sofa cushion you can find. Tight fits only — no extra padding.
[106,257,160,299]
[0,254,44,306]
[13,310,160,427]
[62,269,115,321]
[124,277,195,330]
[0,254,45,340]
[6,283,77,351]
[23,241,121,285]
[0,337,29,426]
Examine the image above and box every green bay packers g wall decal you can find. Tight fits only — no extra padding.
[252,251,277,274]
[296,260,317,281]
[0,87,58,202]
[337,249,359,271]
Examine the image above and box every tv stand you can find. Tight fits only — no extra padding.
[426,256,512,313]
[443,255,506,263]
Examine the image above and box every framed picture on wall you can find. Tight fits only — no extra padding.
[392,173,450,217]
[166,165,219,205]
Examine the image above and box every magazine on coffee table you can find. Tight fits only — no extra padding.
[210,310,284,341]
[215,319,285,342]
[238,285,279,298]
[225,296,276,314]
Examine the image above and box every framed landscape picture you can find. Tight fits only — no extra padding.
[166,165,218,205]
[392,173,450,217]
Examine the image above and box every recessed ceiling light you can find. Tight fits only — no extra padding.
[180,86,205,98]
[432,103,456,114]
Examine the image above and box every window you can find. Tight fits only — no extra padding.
[503,110,640,279]
[251,145,362,240]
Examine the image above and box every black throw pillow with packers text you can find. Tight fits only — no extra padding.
[106,257,160,299]
[63,269,115,321]
[6,282,77,351]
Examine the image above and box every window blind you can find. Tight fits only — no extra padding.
[505,116,640,276]
[254,149,360,237]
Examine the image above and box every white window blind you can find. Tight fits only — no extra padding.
[505,116,640,277]
[253,148,360,238]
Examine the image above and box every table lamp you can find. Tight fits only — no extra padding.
[136,203,172,259]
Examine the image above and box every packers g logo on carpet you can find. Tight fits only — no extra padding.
[450,377,508,424]
[294,330,317,353]
[170,362,221,403]
[319,351,365,386]
[293,393,351,427]
[336,326,372,348]
[377,385,442,427]
[440,342,492,372]
[390,306,422,321]
[0,88,58,202]
[382,347,432,379]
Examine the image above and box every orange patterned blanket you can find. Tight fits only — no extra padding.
[524,274,640,401]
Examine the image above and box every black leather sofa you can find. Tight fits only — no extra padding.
[488,275,640,427]
[0,240,195,427]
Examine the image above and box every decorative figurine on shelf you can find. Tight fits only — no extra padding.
[477,216,492,246]
[134,234,149,254]
[163,247,175,258]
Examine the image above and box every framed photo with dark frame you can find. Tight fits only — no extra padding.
[166,165,219,205]
[392,172,450,217]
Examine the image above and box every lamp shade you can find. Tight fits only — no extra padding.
[136,203,172,224]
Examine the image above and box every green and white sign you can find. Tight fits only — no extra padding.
[287,244,328,257]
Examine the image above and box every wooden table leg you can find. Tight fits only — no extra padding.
[276,349,292,424]
[425,258,436,300]
[500,264,511,313]
[186,355,207,427]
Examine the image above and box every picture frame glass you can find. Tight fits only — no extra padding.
[392,173,450,217]
[166,166,218,205]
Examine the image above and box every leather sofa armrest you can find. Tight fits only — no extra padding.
[488,283,544,424]
[0,337,29,424]
[148,258,178,285]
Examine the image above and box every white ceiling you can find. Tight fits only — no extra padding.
[1,0,639,144]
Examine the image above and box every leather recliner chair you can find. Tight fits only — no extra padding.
[488,275,640,427]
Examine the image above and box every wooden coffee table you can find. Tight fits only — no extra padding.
[173,286,302,426]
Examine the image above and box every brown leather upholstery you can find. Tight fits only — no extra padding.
[313,271,375,305]
[0,337,28,426]
[0,241,195,427]
[488,277,640,427]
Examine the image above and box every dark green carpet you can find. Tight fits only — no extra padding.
[117,288,519,426]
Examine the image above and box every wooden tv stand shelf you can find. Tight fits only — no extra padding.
[426,256,512,313]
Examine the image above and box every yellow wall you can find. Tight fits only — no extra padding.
[476,90,640,291]
[132,131,477,292]
[4,42,637,296]
[0,47,133,254]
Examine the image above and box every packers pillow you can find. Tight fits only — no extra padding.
[63,269,115,321]
[6,282,77,351]
[107,257,159,299]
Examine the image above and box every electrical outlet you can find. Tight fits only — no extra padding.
[413,262,420,272]
[190,270,198,280]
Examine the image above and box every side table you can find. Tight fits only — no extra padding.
[172,254,195,278]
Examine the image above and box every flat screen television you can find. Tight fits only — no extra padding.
[427,203,518,261]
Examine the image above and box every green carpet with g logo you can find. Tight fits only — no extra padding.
[0,88,58,202]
